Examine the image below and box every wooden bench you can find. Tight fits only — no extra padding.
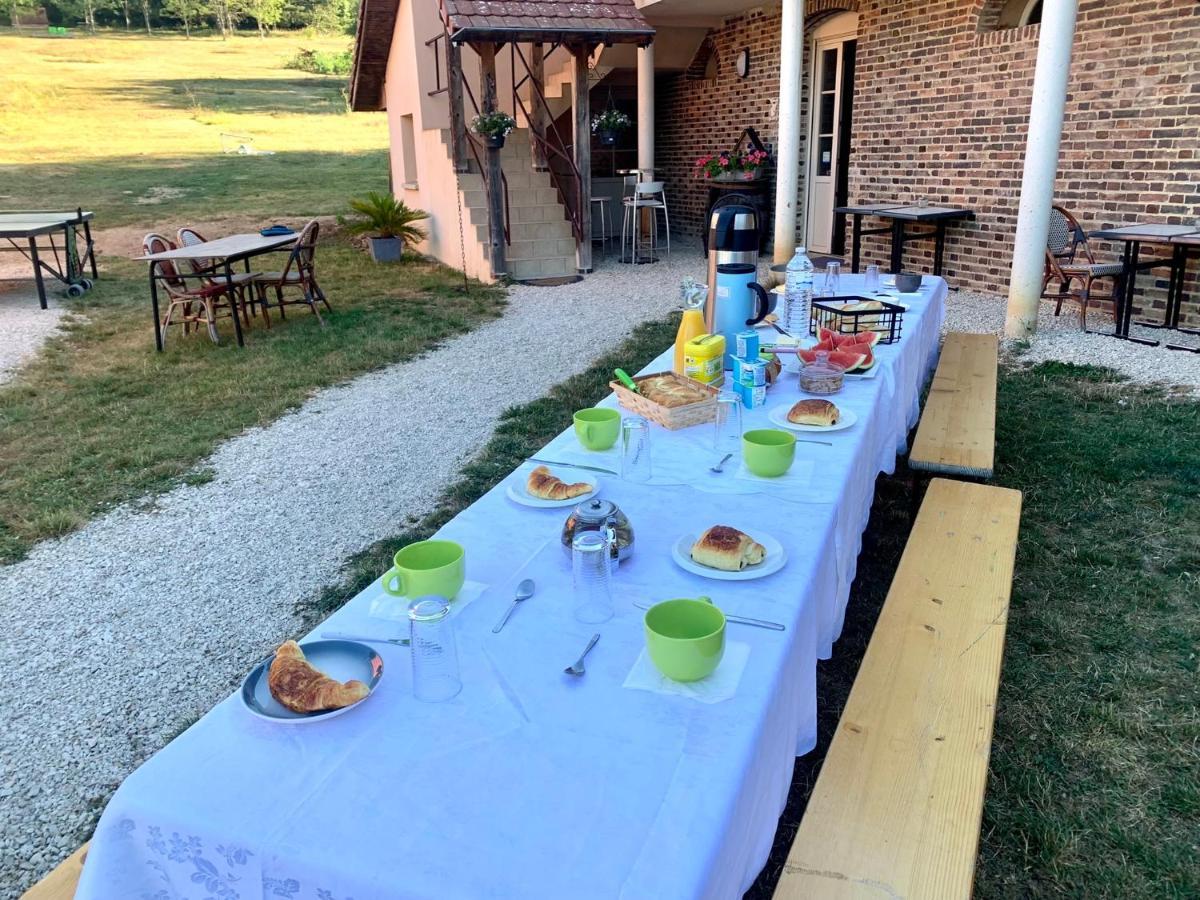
[21,842,87,899]
[910,332,999,479]
[773,477,1022,900]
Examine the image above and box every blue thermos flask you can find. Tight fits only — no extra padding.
[708,262,771,368]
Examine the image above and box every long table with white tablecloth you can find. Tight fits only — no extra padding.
[77,274,946,900]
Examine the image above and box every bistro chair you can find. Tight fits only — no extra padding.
[143,233,236,346]
[251,219,329,324]
[177,227,267,328]
[622,181,671,264]
[1041,205,1124,330]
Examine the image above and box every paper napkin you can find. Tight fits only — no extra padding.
[622,641,751,704]
[368,579,489,622]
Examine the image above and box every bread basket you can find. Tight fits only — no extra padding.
[609,371,719,430]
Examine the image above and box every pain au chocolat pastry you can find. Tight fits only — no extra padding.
[787,398,840,427]
[527,465,592,501]
[268,640,370,713]
[690,525,767,572]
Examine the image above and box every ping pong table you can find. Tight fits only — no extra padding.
[0,208,97,309]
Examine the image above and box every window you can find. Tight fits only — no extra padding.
[997,0,1042,29]
[400,114,418,189]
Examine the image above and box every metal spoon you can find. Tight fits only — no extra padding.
[564,633,600,677]
[710,452,733,474]
[492,578,536,633]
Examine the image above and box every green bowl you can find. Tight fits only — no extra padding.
[644,597,726,682]
[742,428,796,477]
[573,407,621,451]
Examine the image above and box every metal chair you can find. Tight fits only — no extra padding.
[590,196,612,251]
[622,180,670,263]
[251,220,329,324]
[1041,205,1124,330]
[143,233,235,346]
[176,227,266,328]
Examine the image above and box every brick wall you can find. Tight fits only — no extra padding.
[653,0,1200,323]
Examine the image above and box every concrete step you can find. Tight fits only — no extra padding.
[462,187,564,211]
[503,236,577,260]
[475,219,572,243]
[457,169,554,191]
[510,256,576,280]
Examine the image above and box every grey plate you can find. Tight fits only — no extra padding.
[241,640,383,724]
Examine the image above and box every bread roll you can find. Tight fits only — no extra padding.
[690,525,767,572]
[787,399,840,426]
[527,465,592,500]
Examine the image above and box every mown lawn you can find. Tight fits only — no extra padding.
[0,30,387,224]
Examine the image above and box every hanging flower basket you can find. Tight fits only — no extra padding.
[591,109,630,149]
[596,128,619,146]
[471,111,516,151]
[484,133,506,150]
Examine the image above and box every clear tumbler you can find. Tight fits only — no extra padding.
[408,596,462,702]
[864,264,881,296]
[621,416,653,483]
[572,531,614,624]
[713,390,743,461]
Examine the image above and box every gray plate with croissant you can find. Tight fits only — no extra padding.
[241,639,383,724]
[671,525,787,581]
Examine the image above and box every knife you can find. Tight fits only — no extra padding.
[632,601,786,632]
[614,368,640,393]
[528,458,618,475]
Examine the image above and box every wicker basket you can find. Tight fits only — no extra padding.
[609,371,719,430]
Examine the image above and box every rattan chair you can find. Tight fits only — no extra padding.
[143,233,237,346]
[176,227,267,328]
[251,220,329,324]
[1042,205,1125,330]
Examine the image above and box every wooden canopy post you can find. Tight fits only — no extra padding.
[447,41,469,173]
[572,43,593,274]
[529,42,548,171]
[478,42,507,279]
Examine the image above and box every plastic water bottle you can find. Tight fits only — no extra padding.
[784,247,814,336]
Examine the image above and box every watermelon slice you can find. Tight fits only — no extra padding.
[853,343,876,371]
[811,339,835,352]
[833,332,872,349]
[818,327,838,345]
[847,331,881,348]
[827,349,867,371]
[797,349,820,365]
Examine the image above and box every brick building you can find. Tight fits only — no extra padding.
[352,0,1200,325]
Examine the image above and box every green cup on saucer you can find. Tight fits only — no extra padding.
[573,407,621,451]
[381,540,465,599]
[742,428,796,477]
[644,597,726,682]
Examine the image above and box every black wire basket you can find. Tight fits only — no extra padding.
[810,296,905,344]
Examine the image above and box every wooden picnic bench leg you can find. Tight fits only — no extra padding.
[851,214,862,273]
[28,237,48,310]
[889,218,904,274]
[224,259,245,347]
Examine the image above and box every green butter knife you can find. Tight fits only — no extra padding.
[614,368,639,393]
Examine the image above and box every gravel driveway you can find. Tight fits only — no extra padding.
[0,284,67,384]
[3,260,1197,895]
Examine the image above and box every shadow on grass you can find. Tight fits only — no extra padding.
[118,77,352,116]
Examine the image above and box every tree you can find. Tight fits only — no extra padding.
[139,0,151,32]
[7,0,35,30]
[120,0,131,29]
[243,0,282,37]
[162,0,207,37]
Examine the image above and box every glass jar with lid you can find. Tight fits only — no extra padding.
[798,350,845,395]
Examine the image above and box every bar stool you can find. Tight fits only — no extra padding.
[622,181,670,263]
[590,196,612,251]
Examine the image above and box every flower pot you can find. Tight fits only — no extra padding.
[483,133,506,150]
[597,129,618,146]
[713,170,761,183]
[368,236,404,262]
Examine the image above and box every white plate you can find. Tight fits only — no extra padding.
[241,640,382,724]
[768,404,858,433]
[671,530,787,581]
[506,472,599,508]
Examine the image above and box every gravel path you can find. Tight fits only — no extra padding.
[3,261,1197,894]
[0,284,67,384]
[0,251,696,895]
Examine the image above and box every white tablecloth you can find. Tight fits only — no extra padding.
[77,275,945,900]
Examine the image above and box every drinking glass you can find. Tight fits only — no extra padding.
[408,596,462,702]
[572,531,614,624]
[713,390,743,461]
[823,261,841,297]
[864,264,881,295]
[620,416,652,483]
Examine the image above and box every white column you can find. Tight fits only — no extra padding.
[637,43,655,178]
[773,0,804,264]
[1005,0,1079,338]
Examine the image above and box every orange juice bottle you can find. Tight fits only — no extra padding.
[674,279,709,374]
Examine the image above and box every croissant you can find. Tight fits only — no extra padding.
[788,399,840,427]
[527,465,592,500]
[268,640,370,713]
[690,525,766,572]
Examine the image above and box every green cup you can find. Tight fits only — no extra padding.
[644,597,726,682]
[381,540,465,599]
[573,407,621,451]
[742,428,796,477]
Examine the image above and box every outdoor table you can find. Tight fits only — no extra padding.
[76,275,948,900]
[135,232,298,351]
[0,209,97,308]
[835,203,975,277]
[1090,223,1200,347]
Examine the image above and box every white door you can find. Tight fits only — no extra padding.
[805,13,857,254]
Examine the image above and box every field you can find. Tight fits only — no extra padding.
[0,31,504,562]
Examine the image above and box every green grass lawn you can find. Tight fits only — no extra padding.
[0,30,506,562]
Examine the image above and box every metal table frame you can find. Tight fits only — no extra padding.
[0,208,97,308]
[835,203,975,276]
[136,232,297,352]
[1090,223,1200,351]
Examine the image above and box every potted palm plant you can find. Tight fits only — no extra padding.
[346,192,429,262]
[592,108,631,146]
[471,111,517,149]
